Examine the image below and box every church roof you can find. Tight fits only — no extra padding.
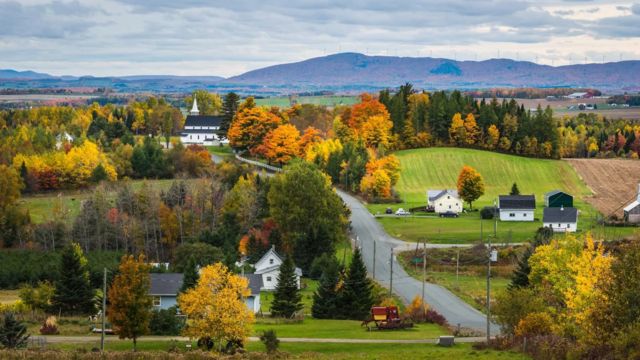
[184,115,223,127]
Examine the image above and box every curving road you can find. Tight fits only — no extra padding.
[337,190,499,334]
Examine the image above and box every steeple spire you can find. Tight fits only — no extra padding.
[190,96,199,116]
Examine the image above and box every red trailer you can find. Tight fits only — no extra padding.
[362,306,413,330]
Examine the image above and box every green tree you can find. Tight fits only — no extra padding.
[185,90,222,116]
[510,182,520,195]
[52,242,96,315]
[108,254,153,351]
[221,92,240,139]
[311,258,341,319]
[456,165,485,209]
[339,248,373,320]
[0,312,29,349]
[509,227,553,289]
[0,165,23,210]
[268,160,347,271]
[270,256,302,318]
[90,163,109,183]
[180,256,199,293]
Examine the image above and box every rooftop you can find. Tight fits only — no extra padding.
[184,115,223,128]
[499,195,536,210]
[543,207,578,223]
[149,273,183,296]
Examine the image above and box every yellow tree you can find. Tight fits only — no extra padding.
[360,114,393,149]
[360,169,391,199]
[448,113,465,145]
[456,165,484,209]
[108,254,152,351]
[463,113,479,145]
[178,263,254,351]
[259,124,301,165]
[486,125,500,149]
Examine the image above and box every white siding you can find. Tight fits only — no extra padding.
[499,210,534,221]
[543,222,577,233]
[260,269,301,291]
[433,195,462,214]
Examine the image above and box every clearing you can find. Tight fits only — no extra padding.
[566,158,640,218]
[254,95,359,108]
[368,147,636,243]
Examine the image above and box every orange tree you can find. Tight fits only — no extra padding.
[227,98,283,154]
[258,124,301,165]
[178,263,254,351]
[107,254,152,351]
[456,165,484,209]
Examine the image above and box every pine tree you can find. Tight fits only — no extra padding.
[510,182,520,195]
[91,163,109,183]
[311,259,340,319]
[270,256,302,318]
[509,227,553,289]
[0,312,30,349]
[221,92,240,140]
[52,242,96,315]
[339,248,373,320]
[180,256,199,293]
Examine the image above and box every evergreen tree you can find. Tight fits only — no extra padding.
[270,256,302,318]
[339,248,373,320]
[52,242,96,315]
[180,256,199,293]
[509,227,553,289]
[510,182,520,195]
[311,258,340,319]
[0,312,29,349]
[221,92,240,140]
[90,163,109,183]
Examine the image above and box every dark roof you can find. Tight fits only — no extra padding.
[184,115,223,127]
[180,129,219,134]
[545,190,571,199]
[244,274,263,295]
[149,273,183,296]
[427,189,459,202]
[543,207,578,223]
[499,195,536,209]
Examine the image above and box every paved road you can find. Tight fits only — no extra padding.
[337,190,500,334]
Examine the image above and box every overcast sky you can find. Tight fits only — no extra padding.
[1,0,639,77]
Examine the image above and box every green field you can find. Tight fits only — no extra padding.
[368,147,636,243]
[254,95,359,108]
[260,279,318,314]
[19,179,186,224]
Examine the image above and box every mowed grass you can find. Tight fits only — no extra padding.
[253,318,448,340]
[19,179,186,224]
[260,279,318,314]
[368,147,635,243]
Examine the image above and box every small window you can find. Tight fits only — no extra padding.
[189,135,192,139]
[523,213,527,217]
[152,296,161,307]
[269,258,274,265]
[510,213,515,217]
[439,203,442,206]
[566,224,570,228]
[447,196,450,199]
[266,276,272,282]
[558,223,561,227]
[449,205,451,209]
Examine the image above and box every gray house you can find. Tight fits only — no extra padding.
[148,272,263,313]
[624,184,640,224]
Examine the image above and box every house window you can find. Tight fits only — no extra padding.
[439,203,442,206]
[509,213,515,217]
[189,135,192,139]
[558,223,561,227]
[447,196,450,199]
[523,213,527,217]
[266,276,272,282]
[566,224,570,228]
[449,205,451,209]
[152,296,161,307]
[269,259,274,265]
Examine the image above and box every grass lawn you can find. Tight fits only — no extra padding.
[51,340,528,359]
[19,179,188,224]
[206,144,234,158]
[260,278,318,314]
[368,147,636,243]
[0,290,19,304]
[253,318,448,340]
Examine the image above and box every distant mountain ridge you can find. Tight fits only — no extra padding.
[224,52,640,91]
[0,69,54,80]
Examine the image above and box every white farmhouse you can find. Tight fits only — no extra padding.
[498,195,536,221]
[179,98,227,146]
[427,189,462,214]
[543,206,578,232]
[253,246,302,291]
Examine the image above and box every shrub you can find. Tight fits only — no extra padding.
[149,307,184,336]
[405,296,429,323]
[480,206,495,219]
[515,312,553,338]
[0,312,30,349]
[259,329,279,354]
[19,281,55,313]
[39,316,59,335]
[525,335,572,360]
[424,309,448,326]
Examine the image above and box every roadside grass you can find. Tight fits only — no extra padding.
[253,318,447,340]
[50,341,529,359]
[0,289,19,304]
[25,316,94,336]
[19,179,190,224]
[368,147,636,243]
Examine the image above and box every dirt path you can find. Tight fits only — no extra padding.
[565,159,640,217]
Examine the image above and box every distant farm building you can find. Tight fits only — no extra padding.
[545,190,573,208]
[427,189,462,214]
[253,246,302,291]
[498,195,536,221]
[179,97,227,146]
[566,92,590,99]
[624,184,640,224]
[543,206,578,233]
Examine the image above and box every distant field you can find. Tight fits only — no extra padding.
[254,95,359,107]
[368,148,636,243]
[566,158,640,217]
[509,97,640,119]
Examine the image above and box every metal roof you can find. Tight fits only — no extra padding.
[184,115,223,127]
[149,273,183,296]
[499,195,536,210]
[543,207,578,223]
[427,189,459,202]
[243,274,263,296]
[624,201,640,213]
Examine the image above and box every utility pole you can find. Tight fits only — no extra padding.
[101,267,107,352]
[372,239,376,280]
[422,240,426,304]
[486,235,491,343]
[456,247,460,287]
[389,248,394,296]
[494,199,498,238]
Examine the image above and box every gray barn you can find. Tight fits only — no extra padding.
[624,184,640,224]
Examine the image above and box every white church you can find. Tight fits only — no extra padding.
[179,97,228,146]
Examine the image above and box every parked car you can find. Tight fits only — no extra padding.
[439,211,459,218]
[385,207,393,214]
[395,208,410,216]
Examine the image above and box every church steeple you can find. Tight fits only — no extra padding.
[190,96,199,116]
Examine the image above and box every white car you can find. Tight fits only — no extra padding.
[395,208,410,216]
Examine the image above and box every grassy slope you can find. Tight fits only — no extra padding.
[369,147,635,243]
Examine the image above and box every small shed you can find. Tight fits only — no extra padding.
[545,190,573,208]
[624,184,640,224]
